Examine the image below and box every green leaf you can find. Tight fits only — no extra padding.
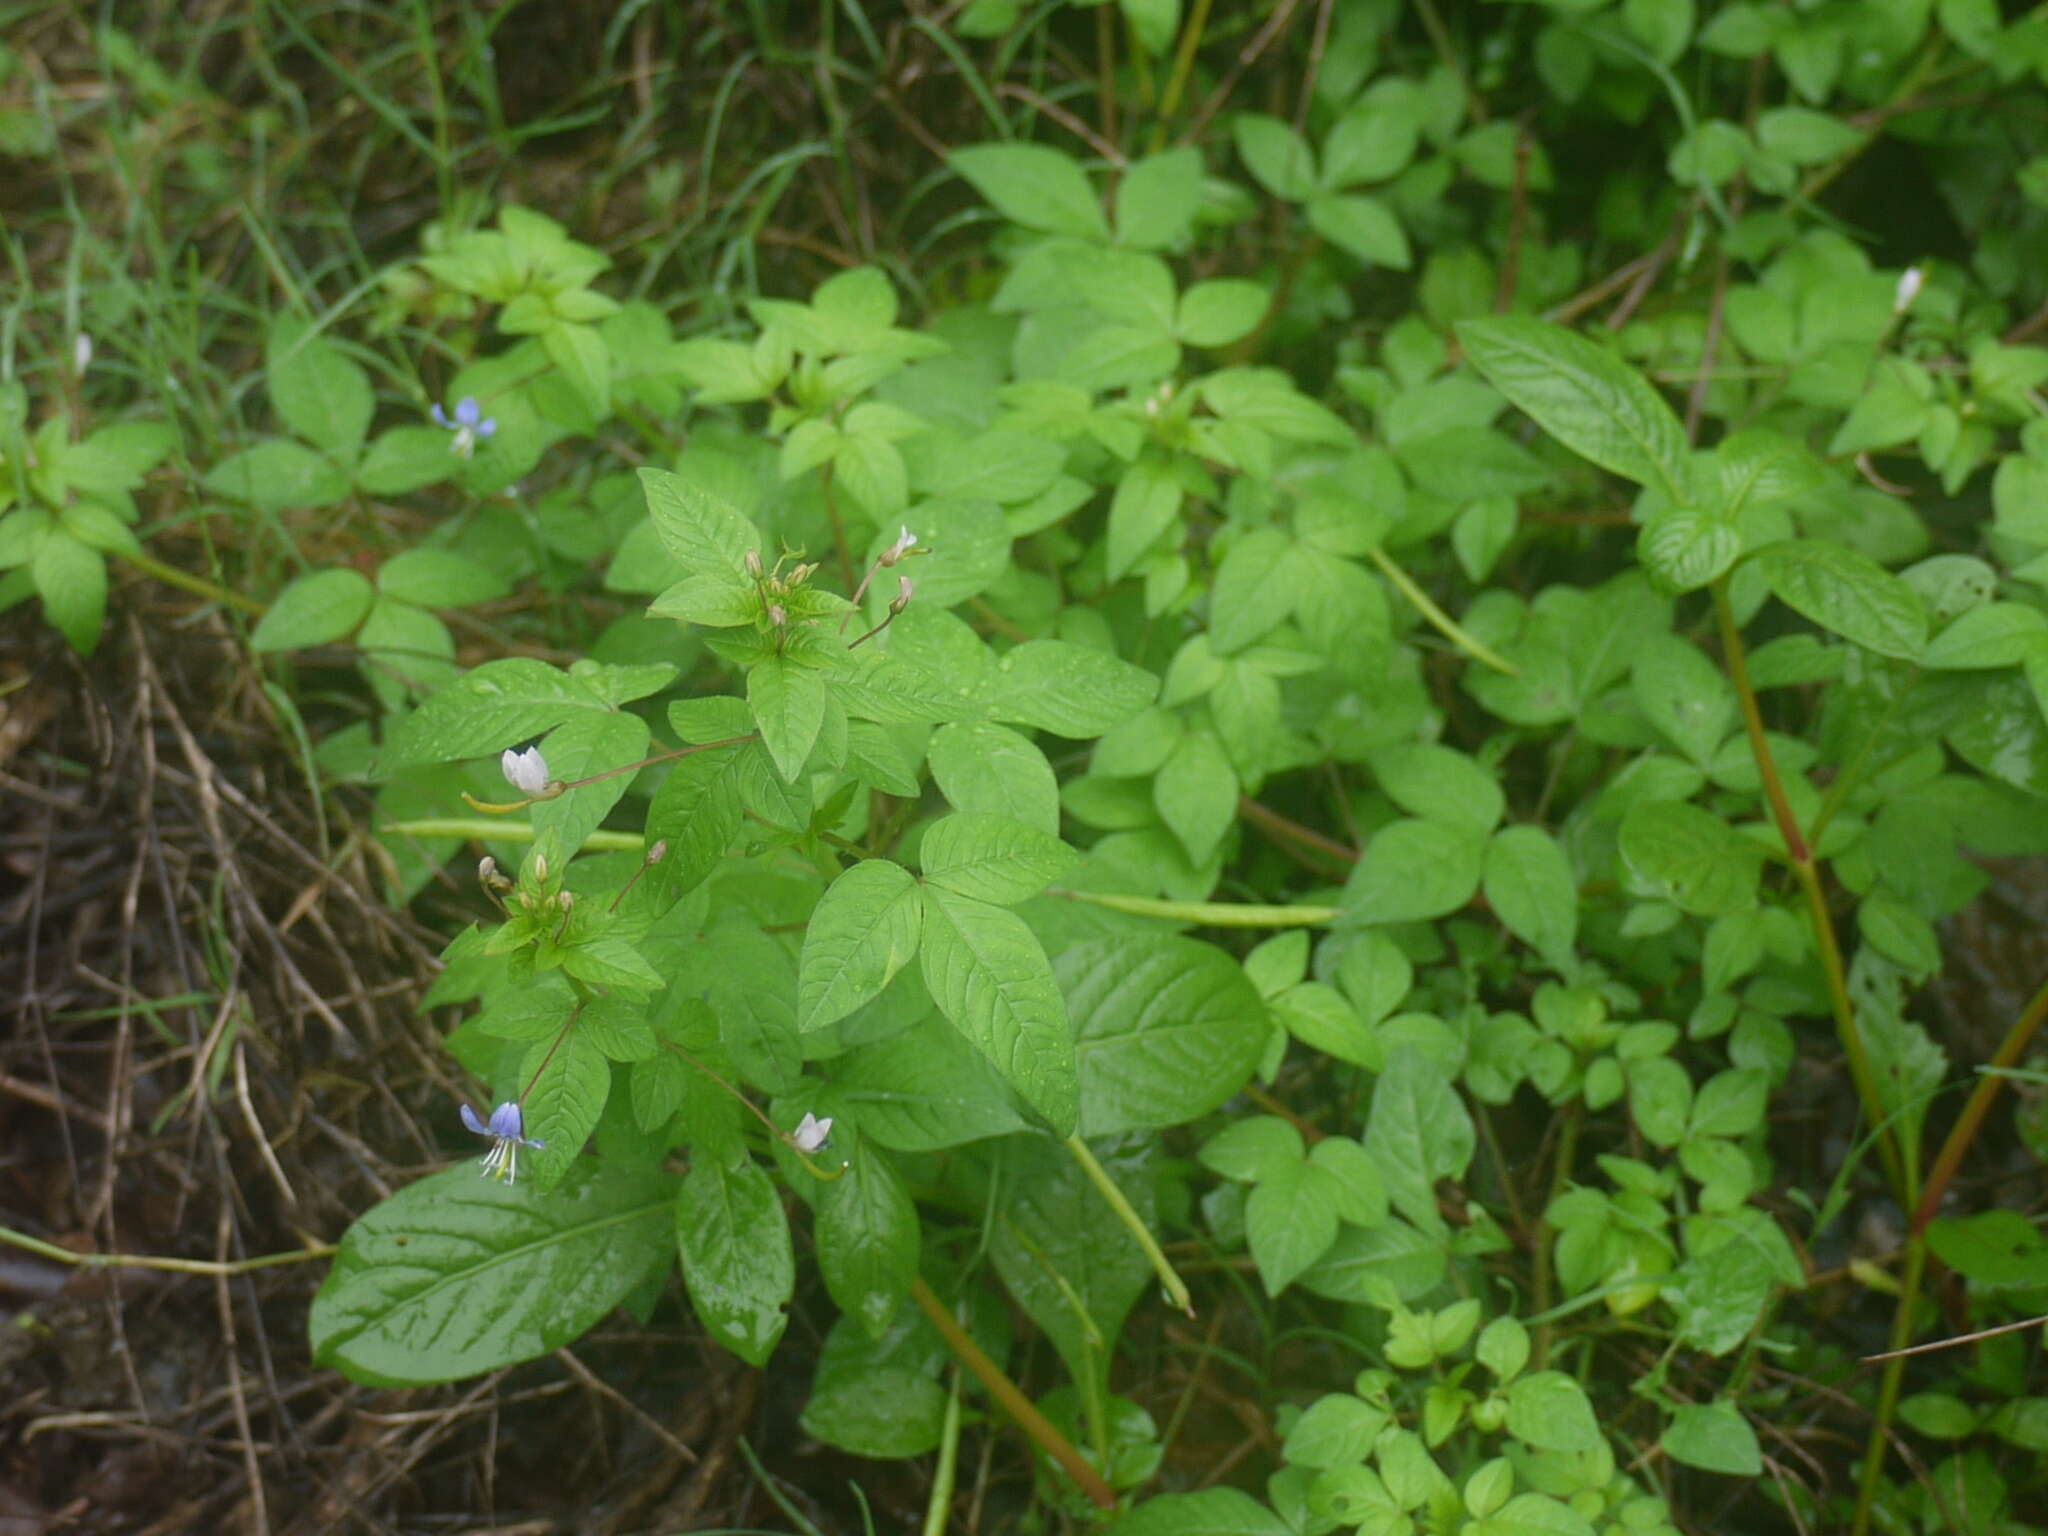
[1234,113,1318,200]
[1154,729,1238,864]
[644,739,745,897]
[800,1312,949,1459]
[1631,632,1735,767]
[990,1137,1152,1393]
[543,318,610,417]
[380,658,609,772]
[928,721,1060,835]
[309,1163,674,1386]
[1755,105,1862,165]
[1483,826,1578,967]
[1248,1159,1339,1293]
[514,1031,610,1193]
[32,533,106,655]
[1108,457,1184,582]
[1061,934,1270,1137]
[816,1013,1027,1151]
[1200,1116,1304,1183]
[1638,506,1742,593]
[377,549,511,608]
[203,439,351,509]
[1924,602,2048,670]
[816,1140,918,1338]
[1662,1401,1761,1475]
[1363,1048,1475,1238]
[1750,539,1926,660]
[985,639,1157,738]
[1307,193,1412,268]
[747,654,827,782]
[1114,147,1205,251]
[1341,819,1484,925]
[919,885,1077,1133]
[639,464,758,575]
[1369,742,1504,835]
[951,143,1110,241]
[251,568,377,653]
[1505,1372,1604,1454]
[1456,317,1689,502]
[267,314,373,455]
[797,860,924,1032]
[675,1152,793,1366]
[1617,800,1764,917]
[357,425,458,494]
[1178,280,1270,348]
[1106,1489,1293,1536]
[921,812,1078,905]
[1324,100,1421,187]
[1209,528,1302,654]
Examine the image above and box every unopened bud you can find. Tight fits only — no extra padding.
[880,526,917,567]
[73,333,93,376]
[745,549,765,579]
[557,890,575,912]
[1894,266,1925,315]
[646,839,669,864]
[889,576,914,615]
[767,603,787,627]
[789,562,816,584]
[533,853,549,884]
[479,855,504,889]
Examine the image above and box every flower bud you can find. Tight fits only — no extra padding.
[646,839,669,864]
[501,745,550,796]
[745,549,765,579]
[1894,266,1925,315]
[767,603,788,627]
[889,576,914,615]
[73,334,93,376]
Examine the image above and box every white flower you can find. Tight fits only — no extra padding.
[791,1111,833,1153]
[501,745,550,796]
[1894,266,1925,315]
[73,334,93,376]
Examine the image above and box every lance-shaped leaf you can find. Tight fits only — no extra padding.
[798,860,924,1033]
[675,1152,793,1367]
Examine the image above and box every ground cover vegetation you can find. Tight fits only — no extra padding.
[4,0,2048,1530]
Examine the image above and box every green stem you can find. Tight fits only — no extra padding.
[1367,546,1519,675]
[118,548,268,615]
[1049,888,1340,927]
[909,1275,1117,1511]
[1151,0,1215,146]
[1711,580,1907,1204]
[1065,1133,1193,1317]
[1851,1240,1927,1536]
[921,1371,964,1536]
[1911,971,2048,1237]
[379,818,647,852]
[1,1224,332,1275]
[1531,1102,1582,1371]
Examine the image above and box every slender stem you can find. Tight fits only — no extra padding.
[1911,971,2048,1237]
[119,548,268,614]
[380,818,647,852]
[1711,580,1907,1202]
[922,1371,964,1536]
[1239,795,1358,864]
[1064,1133,1193,1317]
[1851,1240,1927,1536]
[1531,1102,1582,1371]
[1152,0,1216,144]
[908,1275,1118,1511]
[820,461,857,588]
[1,1224,333,1275]
[1367,546,1520,676]
[1048,888,1341,927]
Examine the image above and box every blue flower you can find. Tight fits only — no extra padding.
[431,396,498,458]
[461,1100,546,1183]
